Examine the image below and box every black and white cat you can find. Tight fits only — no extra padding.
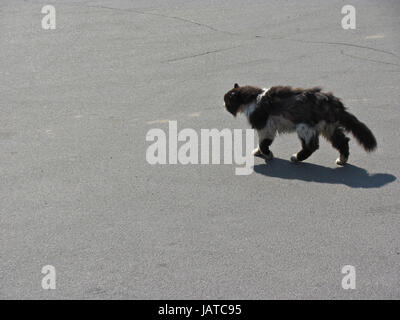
[224,83,377,165]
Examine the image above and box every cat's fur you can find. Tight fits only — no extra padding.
[223,83,377,165]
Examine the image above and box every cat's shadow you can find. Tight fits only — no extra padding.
[253,158,396,188]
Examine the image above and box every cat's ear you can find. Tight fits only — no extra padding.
[234,83,239,89]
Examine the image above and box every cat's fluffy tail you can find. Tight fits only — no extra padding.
[339,110,377,152]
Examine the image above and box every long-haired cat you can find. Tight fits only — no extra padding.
[224,83,377,165]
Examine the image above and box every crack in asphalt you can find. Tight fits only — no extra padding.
[161,45,240,63]
[86,5,237,36]
[273,37,399,59]
[340,50,400,68]
[60,3,400,69]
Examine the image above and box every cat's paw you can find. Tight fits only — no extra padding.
[253,148,273,161]
[290,154,298,162]
[336,156,348,166]
[252,147,261,156]
[264,151,274,161]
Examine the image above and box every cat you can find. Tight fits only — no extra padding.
[224,83,377,165]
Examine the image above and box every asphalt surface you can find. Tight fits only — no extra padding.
[1,0,399,299]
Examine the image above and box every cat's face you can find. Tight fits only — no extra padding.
[223,83,241,116]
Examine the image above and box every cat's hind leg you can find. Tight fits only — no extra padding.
[291,123,319,162]
[328,127,350,166]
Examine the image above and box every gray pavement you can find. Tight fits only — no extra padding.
[1,0,399,299]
